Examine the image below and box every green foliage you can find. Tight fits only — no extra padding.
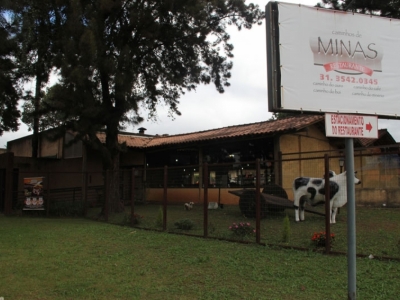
[39,1,264,169]
[282,214,291,243]
[3,1,65,155]
[2,0,264,209]
[208,222,216,234]
[268,112,298,121]
[122,213,143,226]
[174,219,194,230]
[318,0,400,19]
[156,207,164,228]
[0,11,21,134]
[21,89,68,132]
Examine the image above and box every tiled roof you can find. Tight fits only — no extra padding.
[113,114,324,149]
[357,129,397,147]
[96,132,152,148]
[119,134,152,148]
[93,115,398,150]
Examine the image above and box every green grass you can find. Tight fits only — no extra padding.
[87,204,400,258]
[1,216,400,299]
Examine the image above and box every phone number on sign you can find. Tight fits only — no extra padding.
[320,74,378,85]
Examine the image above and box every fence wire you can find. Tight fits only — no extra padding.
[8,152,400,259]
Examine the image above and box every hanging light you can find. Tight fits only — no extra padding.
[339,157,345,173]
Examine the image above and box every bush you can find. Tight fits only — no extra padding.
[229,222,255,238]
[311,231,335,248]
[208,222,216,234]
[156,207,164,228]
[174,219,194,230]
[122,213,143,226]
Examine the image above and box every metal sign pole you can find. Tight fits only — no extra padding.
[345,138,356,300]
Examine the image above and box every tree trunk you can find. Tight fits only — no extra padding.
[32,77,41,158]
[106,152,124,213]
[99,66,125,214]
[103,119,124,214]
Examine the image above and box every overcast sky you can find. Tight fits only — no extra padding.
[1,0,399,148]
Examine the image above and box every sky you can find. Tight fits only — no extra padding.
[1,0,400,148]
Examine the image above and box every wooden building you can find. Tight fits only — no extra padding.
[1,114,399,212]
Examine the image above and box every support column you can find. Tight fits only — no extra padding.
[345,138,357,300]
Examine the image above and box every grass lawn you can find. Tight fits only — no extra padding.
[1,216,400,299]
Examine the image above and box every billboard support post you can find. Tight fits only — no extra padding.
[345,138,356,300]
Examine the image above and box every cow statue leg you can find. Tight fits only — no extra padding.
[294,205,300,222]
[331,206,338,224]
[299,200,306,221]
[293,196,306,222]
[294,197,306,221]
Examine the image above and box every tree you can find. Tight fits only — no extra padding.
[268,112,298,121]
[0,7,21,135]
[21,85,67,132]
[317,0,400,18]
[8,0,65,157]
[46,0,264,213]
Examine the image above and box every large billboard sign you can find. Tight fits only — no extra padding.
[266,2,400,118]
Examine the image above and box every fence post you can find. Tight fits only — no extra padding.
[82,144,88,217]
[203,162,209,238]
[82,172,88,217]
[278,151,283,186]
[46,172,50,217]
[255,159,261,244]
[4,152,14,215]
[104,170,109,222]
[131,168,136,226]
[324,154,331,253]
[163,166,168,231]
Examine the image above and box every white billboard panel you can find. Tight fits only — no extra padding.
[266,2,400,118]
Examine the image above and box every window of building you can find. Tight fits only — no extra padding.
[145,138,274,188]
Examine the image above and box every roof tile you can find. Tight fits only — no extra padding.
[110,114,324,149]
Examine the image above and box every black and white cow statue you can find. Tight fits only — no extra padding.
[292,171,361,223]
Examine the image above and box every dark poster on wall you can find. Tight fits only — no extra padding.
[23,177,44,210]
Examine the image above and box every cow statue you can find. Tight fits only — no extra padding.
[292,171,361,223]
